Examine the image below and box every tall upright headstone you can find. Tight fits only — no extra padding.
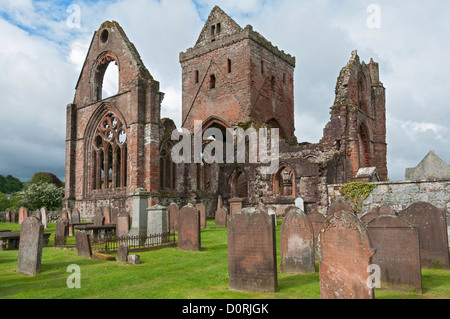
[10,209,17,223]
[307,212,326,260]
[280,208,315,274]
[75,231,92,258]
[167,202,179,232]
[318,211,375,299]
[195,203,207,229]
[17,217,44,276]
[116,211,130,238]
[18,207,29,225]
[71,208,80,223]
[177,203,201,251]
[147,205,167,245]
[129,188,150,237]
[103,206,112,224]
[215,208,227,227]
[227,207,277,292]
[55,219,69,247]
[111,208,119,225]
[367,214,422,293]
[5,208,10,223]
[34,209,41,222]
[399,202,450,268]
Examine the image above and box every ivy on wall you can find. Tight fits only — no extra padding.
[338,182,375,212]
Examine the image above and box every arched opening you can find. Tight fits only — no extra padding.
[358,123,371,168]
[94,53,119,100]
[357,77,369,115]
[273,165,295,197]
[230,169,248,198]
[91,111,127,190]
[159,142,176,190]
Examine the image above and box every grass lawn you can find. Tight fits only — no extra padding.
[0,219,449,299]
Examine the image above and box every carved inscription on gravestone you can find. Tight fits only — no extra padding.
[318,211,375,299]
[227,207,277,292]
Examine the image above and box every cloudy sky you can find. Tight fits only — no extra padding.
[0,0,449,183]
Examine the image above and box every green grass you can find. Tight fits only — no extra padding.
[1,220,449,299]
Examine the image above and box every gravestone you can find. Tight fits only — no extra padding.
[111,208,119,225]
[177,203,201,251]
[128,254,140,264]
[228,198,244,216]
[54,219,69,246]
[5,208,10,223]
[75,231,92,258]
[318,211,375,299]
[367,214,422,293]
[280,208,315,274]
[117,243,129,263]
[284,205,296,216]
[195,203,207,229]
[34,209,41,222]
[167,202,179,232]
[61,209,71,221]
[129,188,150,237]
[116,211,130,238]
[215,207,227,227]
[327,200,354,216]
[103,207,112,224]
[399,202,450,268]
[71,208,80,223]
[147,205,167,245]
[93,207,105,226]
[227,207,277,292]
[11,209,17,223]
[17,217,44,276]
[40,207,48,228]
[307,212,326,260]
[18,207,29,225]
[360,205,395,225]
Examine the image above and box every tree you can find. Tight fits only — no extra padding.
[0,175,23,194]
[27,172,63,188]
[17,183,64,211]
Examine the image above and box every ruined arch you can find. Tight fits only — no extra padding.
[273,164,295,197]
[229,168,249,198]
[91,51,120,101]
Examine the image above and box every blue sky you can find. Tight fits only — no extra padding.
[0,0,449,183]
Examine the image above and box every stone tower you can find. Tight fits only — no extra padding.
[64,21,164,216]
[320,50,388,181]
[179,6,296,139]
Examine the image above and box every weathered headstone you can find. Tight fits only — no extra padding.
[111,208,119,225]
[228,197,244,216]
[40,207,48,228]
[399,202,450,268]
[215,207,227,227]
[128,254,140,264]
[167,202,179,232]
[129,188,150,236]
[34,209,41,222]
[147,205,167,245]
[308,212,326,260]
[75,231,92,258]
[61,209,71,221]
[116,211,130,238]
[227,207,278,292]
[10,209,17,223]
[327,199,354,216]
[177,203,201,251]
[117,243,129,263]
[93,207,105,226]
[103,206,112,224]
[18,207,29,225]
[280,208,315,274]
[71,208,80,223]
[318,211,375,299]
[367,214,422,293]
[54,219,69,247]
[17,217,44,276]
[361,205,395,225]
[195,203,207,229]
[5,208,10,223]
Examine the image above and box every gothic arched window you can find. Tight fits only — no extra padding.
[91,112,127,190]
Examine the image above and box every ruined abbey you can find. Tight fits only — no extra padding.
[64,6,387,218]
